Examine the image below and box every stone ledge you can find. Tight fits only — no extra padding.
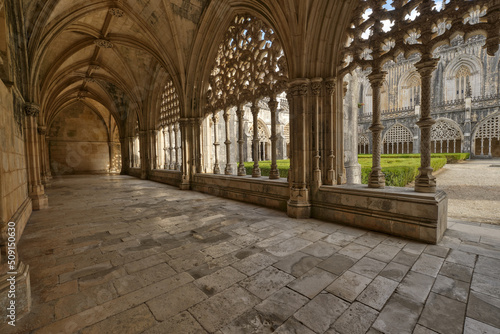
[313,185,448,244]
[149,170,182,188]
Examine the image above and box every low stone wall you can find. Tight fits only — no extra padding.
[128,168,141,178]
[191,174,290,212]
[149,170,182,188]
[312,185,448,244]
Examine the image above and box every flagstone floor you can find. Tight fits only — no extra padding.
[5,175,500,334]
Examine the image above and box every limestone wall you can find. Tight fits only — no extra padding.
[48,103,120,175]
[0,80,31,231]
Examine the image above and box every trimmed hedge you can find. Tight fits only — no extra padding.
[244,156,448,187]
[358,153,469,163]
[360,157,447,187]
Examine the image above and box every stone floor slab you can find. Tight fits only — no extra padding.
[287,267,338,299]
[293,293,350,333]
[332,301,378,334]
[418,292,466,334]
[326,270,372,302]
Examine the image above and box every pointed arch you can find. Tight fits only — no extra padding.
[431,118,464,153]
[472,112,500,157]
[444,54,482,100]
[383,123,414,154]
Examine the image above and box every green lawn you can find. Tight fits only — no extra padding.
[242,153,468,186]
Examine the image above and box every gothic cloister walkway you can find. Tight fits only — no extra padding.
[7,175,500,334]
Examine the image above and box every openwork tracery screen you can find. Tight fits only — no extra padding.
[207,14,288,112]
[431,119,463,153]
[160,80,180,127]
[475,114,500,156]
[158,79,182,170]
[383,124,413,154]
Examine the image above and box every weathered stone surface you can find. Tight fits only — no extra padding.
[81,304,156,334]
[431,274,469,302]
[396,271,434,304]
[467,291,500,329]
[418,292,466,334]
[333,301,379,334]
[357,276,399,310]
[367,244,401,263]
[274,318,315,334]
[287,267,338,299]
[143,311,207,334]
[189,285,260,332]
[464,317,500,334]
[338,243,372,259]
[411,254,444,278]
[254,287,309,326]
[239,267,295,300]
[273,252,322,277]
[439,261,473,283]
[147,283,207,321]
[231,252,278,276]
[301,241,341,259]
[194,266,246,296]
[475,256,500,278]
[379,262,410,282]
[350,257,387,279]
[324,232,358,247]
[293,293,350,333]
[317,254,356,275]
[372,293,423,334]
[326,271,372,302]
[471,273,500,299]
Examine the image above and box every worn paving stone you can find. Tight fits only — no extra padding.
[396,271,435,304]
[411,254,444,278]
[293,293,350,333]
[301,241,341,259]
[239,267,295,300]
[332,301,379,334]
[392,250,420,267]
[264,237,312,257]
[439,261,473,283]
[366,244,401,263]
[471,273,500,299]
[231,252,278,276]
[219,309,274,334]
[372,293,423,334]
[189,285,260,332]
[464,317,500,334]
[274,318,315,334]
[418,292,466,334]
[431,274,469,303]
[202,241,241,258]
[357,276,399,310]
[81,304,156,334]
[143,311,207,334]
[467,291,500,329]
[300,230,328,242]
[194,266,246,296]
[254,287,309,326]
[337,243,372,260]
[147,283,207,321]
[403,242,427,255]
[475,256,500,279]
[317,254,356,275]
[272,252,322,277]
[445,249,477,268]
[379,262,410,282]
[424,245,450,258]
[324,232,358,247]
[326,270,372,302]
[287,267,338,299]
[353,233,387,248]
[350,257,387,279]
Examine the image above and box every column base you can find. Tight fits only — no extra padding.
[30,193,48,210]
[0,262,31,325]
[415,167,436,193]
[287,187,311,218]
[368,168,385,189]
[269,168,280,179]
[213,165,220,174]
[237,164,246,176]
[252,167,261,178]
[224,165,233,175]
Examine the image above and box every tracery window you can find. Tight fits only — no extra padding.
[157,80,181,170]
[383,124,413,154]
[431,119,463,153]
[404,73,421,108]
[205,14,288,178]
[132,121,140,168]
[474,114,500,157]
[358,133,370,154]
[455,65,471,100]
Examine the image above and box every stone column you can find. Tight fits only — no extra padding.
[38,125,51,186]
[367,70,387,188]
[415,57,439,193]
[463,96,472,153]
[311,78,323,187]
[128,136,134,168]
[337,81,348,185]
[223,108,233,175]
[120,136,129,175]
[23,103,48,210]
[251,102,261,177]
[139,130,148,179]
[287,79,311,218]
[196,117,204,173]
[179,119,191,190]
[169,124,175,170]
[343,77,361,184]
[236,106,246,176]
[324,78,337,185]
[268,97,280,179]
[150,130,158,170]
[212,113,221,174]
[108,141,115,173]
[162,129,168,169]
[44,133,52,181]
[174,123,181,170]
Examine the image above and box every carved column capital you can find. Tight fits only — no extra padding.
[325,78,336,96]
[25,103,41,117]
[38,126,47,135]
[288,78,310,96]
[310,78,323,96]
[367,70,387,88]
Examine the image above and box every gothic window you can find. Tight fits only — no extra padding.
[400,72,421,108]
[158,79,181,170]
[455,65,471,100]
[283,123,290,144]
[474,114,500,156]
[358,133,370,154]
[159,79,180,127]
[431,119,463,153]
[383,124,413,154]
